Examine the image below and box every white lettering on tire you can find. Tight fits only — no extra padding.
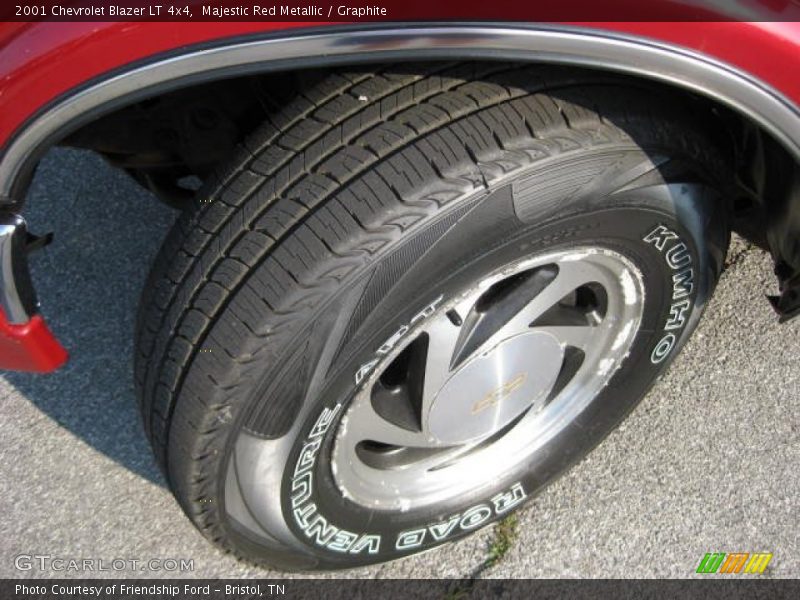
[650,333,676,364]
[394,482,527,550]
[290,404,382,554]
[643,224,695,364]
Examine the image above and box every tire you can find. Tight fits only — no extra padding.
[135,63,730,570]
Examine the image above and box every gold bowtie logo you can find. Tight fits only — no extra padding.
[471,373,527,415]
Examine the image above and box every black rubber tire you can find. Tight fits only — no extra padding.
[135,63,730,570]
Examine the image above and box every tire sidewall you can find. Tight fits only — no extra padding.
[263,185,721,568]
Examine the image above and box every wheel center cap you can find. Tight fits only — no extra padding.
[427,331,564,445]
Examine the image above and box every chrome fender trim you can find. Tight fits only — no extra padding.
[0,213,37,323]
[1,24,800,205]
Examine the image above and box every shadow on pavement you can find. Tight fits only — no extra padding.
[2,149,177,486]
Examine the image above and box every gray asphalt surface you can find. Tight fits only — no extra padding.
[1,148,798,579]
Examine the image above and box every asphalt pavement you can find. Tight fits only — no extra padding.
[1,148,798,579]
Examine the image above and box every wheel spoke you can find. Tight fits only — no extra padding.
[342,396,442,448]
[513,260,612,327]
[393,440,482,472]
[533,324,596,351]
[419,312,465,422]
[452,260,603,360]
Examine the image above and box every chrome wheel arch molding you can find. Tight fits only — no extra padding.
[2,23,800,206]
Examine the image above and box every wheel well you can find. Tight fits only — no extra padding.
[57,60,800,311]
[60,71,306,207]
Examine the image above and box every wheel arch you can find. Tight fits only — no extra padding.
[2,23,800,336]
[3,24,800,205]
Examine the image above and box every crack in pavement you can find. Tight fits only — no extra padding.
[445,515,520,598]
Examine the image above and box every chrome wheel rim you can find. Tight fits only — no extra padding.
[331,247,646,510]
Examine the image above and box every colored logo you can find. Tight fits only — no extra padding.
[471,373,527,415]
[696,552,772,574]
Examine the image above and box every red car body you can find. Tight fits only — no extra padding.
[4,20,800,145]
[2,4,800,371]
